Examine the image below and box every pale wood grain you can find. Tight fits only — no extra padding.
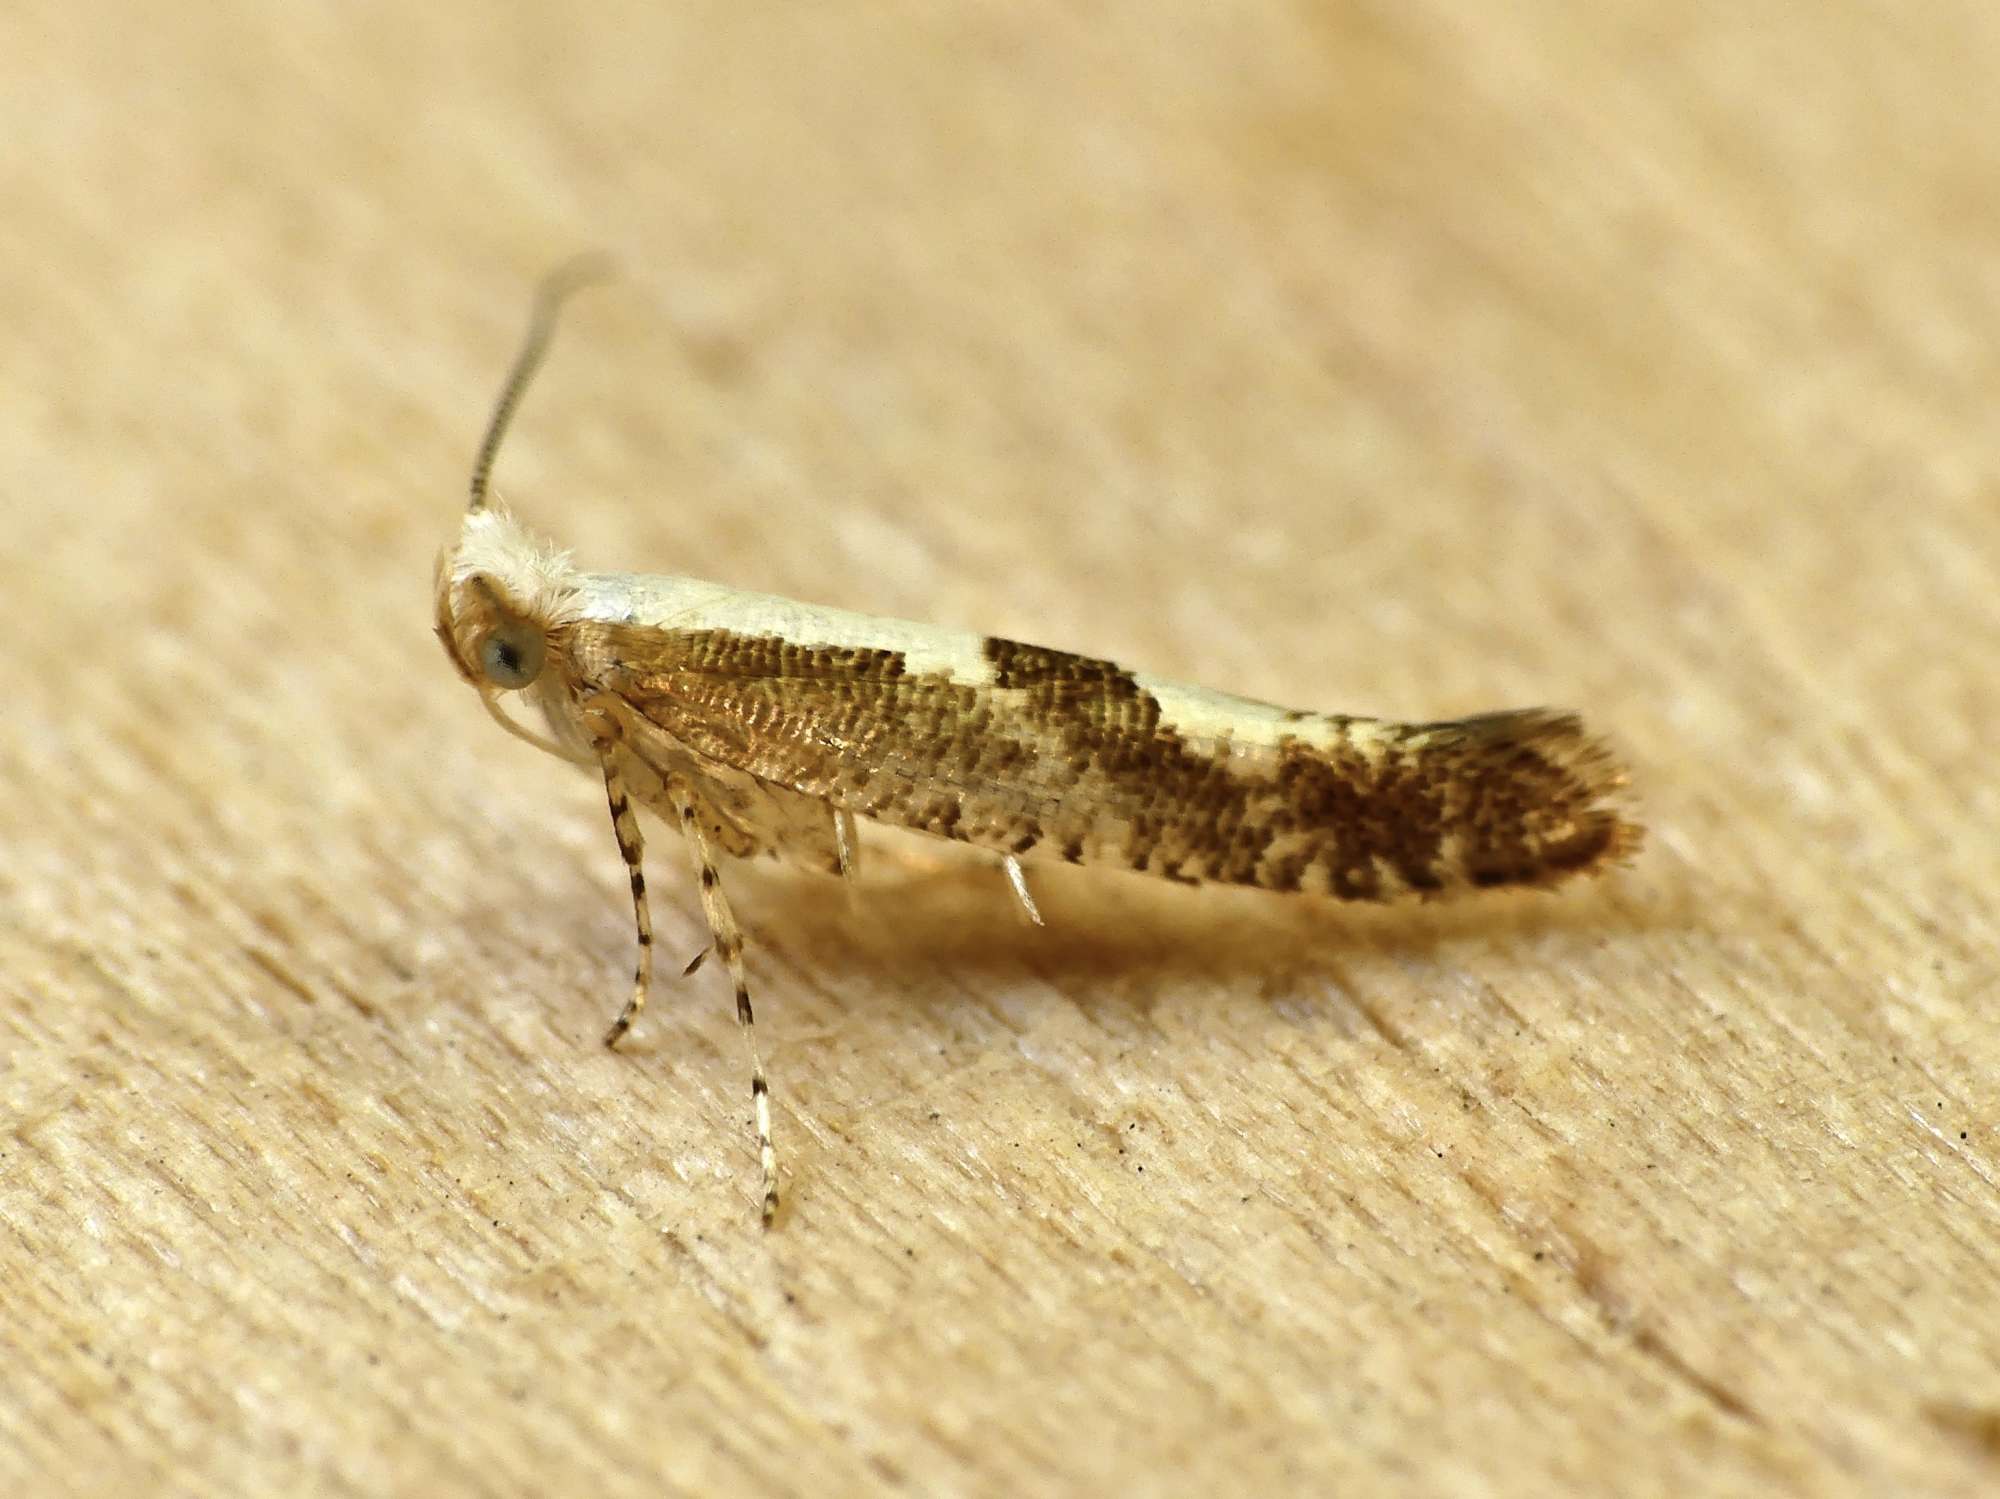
[3,3,1997,1495]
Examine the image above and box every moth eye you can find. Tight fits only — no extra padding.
[479,624,546,690]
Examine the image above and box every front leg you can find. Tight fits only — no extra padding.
[586,720,655,1050]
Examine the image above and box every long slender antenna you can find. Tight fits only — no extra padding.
[467,253,616,514]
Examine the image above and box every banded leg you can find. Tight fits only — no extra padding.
[594,749,654,1049]
[670,780,781,1227]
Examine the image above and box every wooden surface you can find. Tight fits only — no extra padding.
[5,4,1997,1494]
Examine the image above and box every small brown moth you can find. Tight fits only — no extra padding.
[434,265,1641,1226]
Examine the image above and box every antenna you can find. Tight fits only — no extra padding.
[466,253,616,514]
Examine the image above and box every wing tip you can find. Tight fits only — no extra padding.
[1428,707,1645,889]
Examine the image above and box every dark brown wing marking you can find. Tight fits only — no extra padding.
[563,623,1639,900]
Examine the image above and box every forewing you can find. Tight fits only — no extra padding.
[569,621,1638,899]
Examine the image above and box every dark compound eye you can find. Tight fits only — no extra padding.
[479,623,546,689]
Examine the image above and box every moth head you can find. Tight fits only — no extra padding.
[435,256,611,694]
[433,514,572,692]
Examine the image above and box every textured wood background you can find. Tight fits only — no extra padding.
[5,4,1997,1495]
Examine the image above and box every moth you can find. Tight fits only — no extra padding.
[434,265,1642,1227]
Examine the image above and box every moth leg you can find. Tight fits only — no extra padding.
[834,807,861,885]
[593,748,654,1050]
[669,781,781,1228]
[1004,854,1045,926]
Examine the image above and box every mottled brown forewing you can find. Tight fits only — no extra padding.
[564,623,1637,900]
